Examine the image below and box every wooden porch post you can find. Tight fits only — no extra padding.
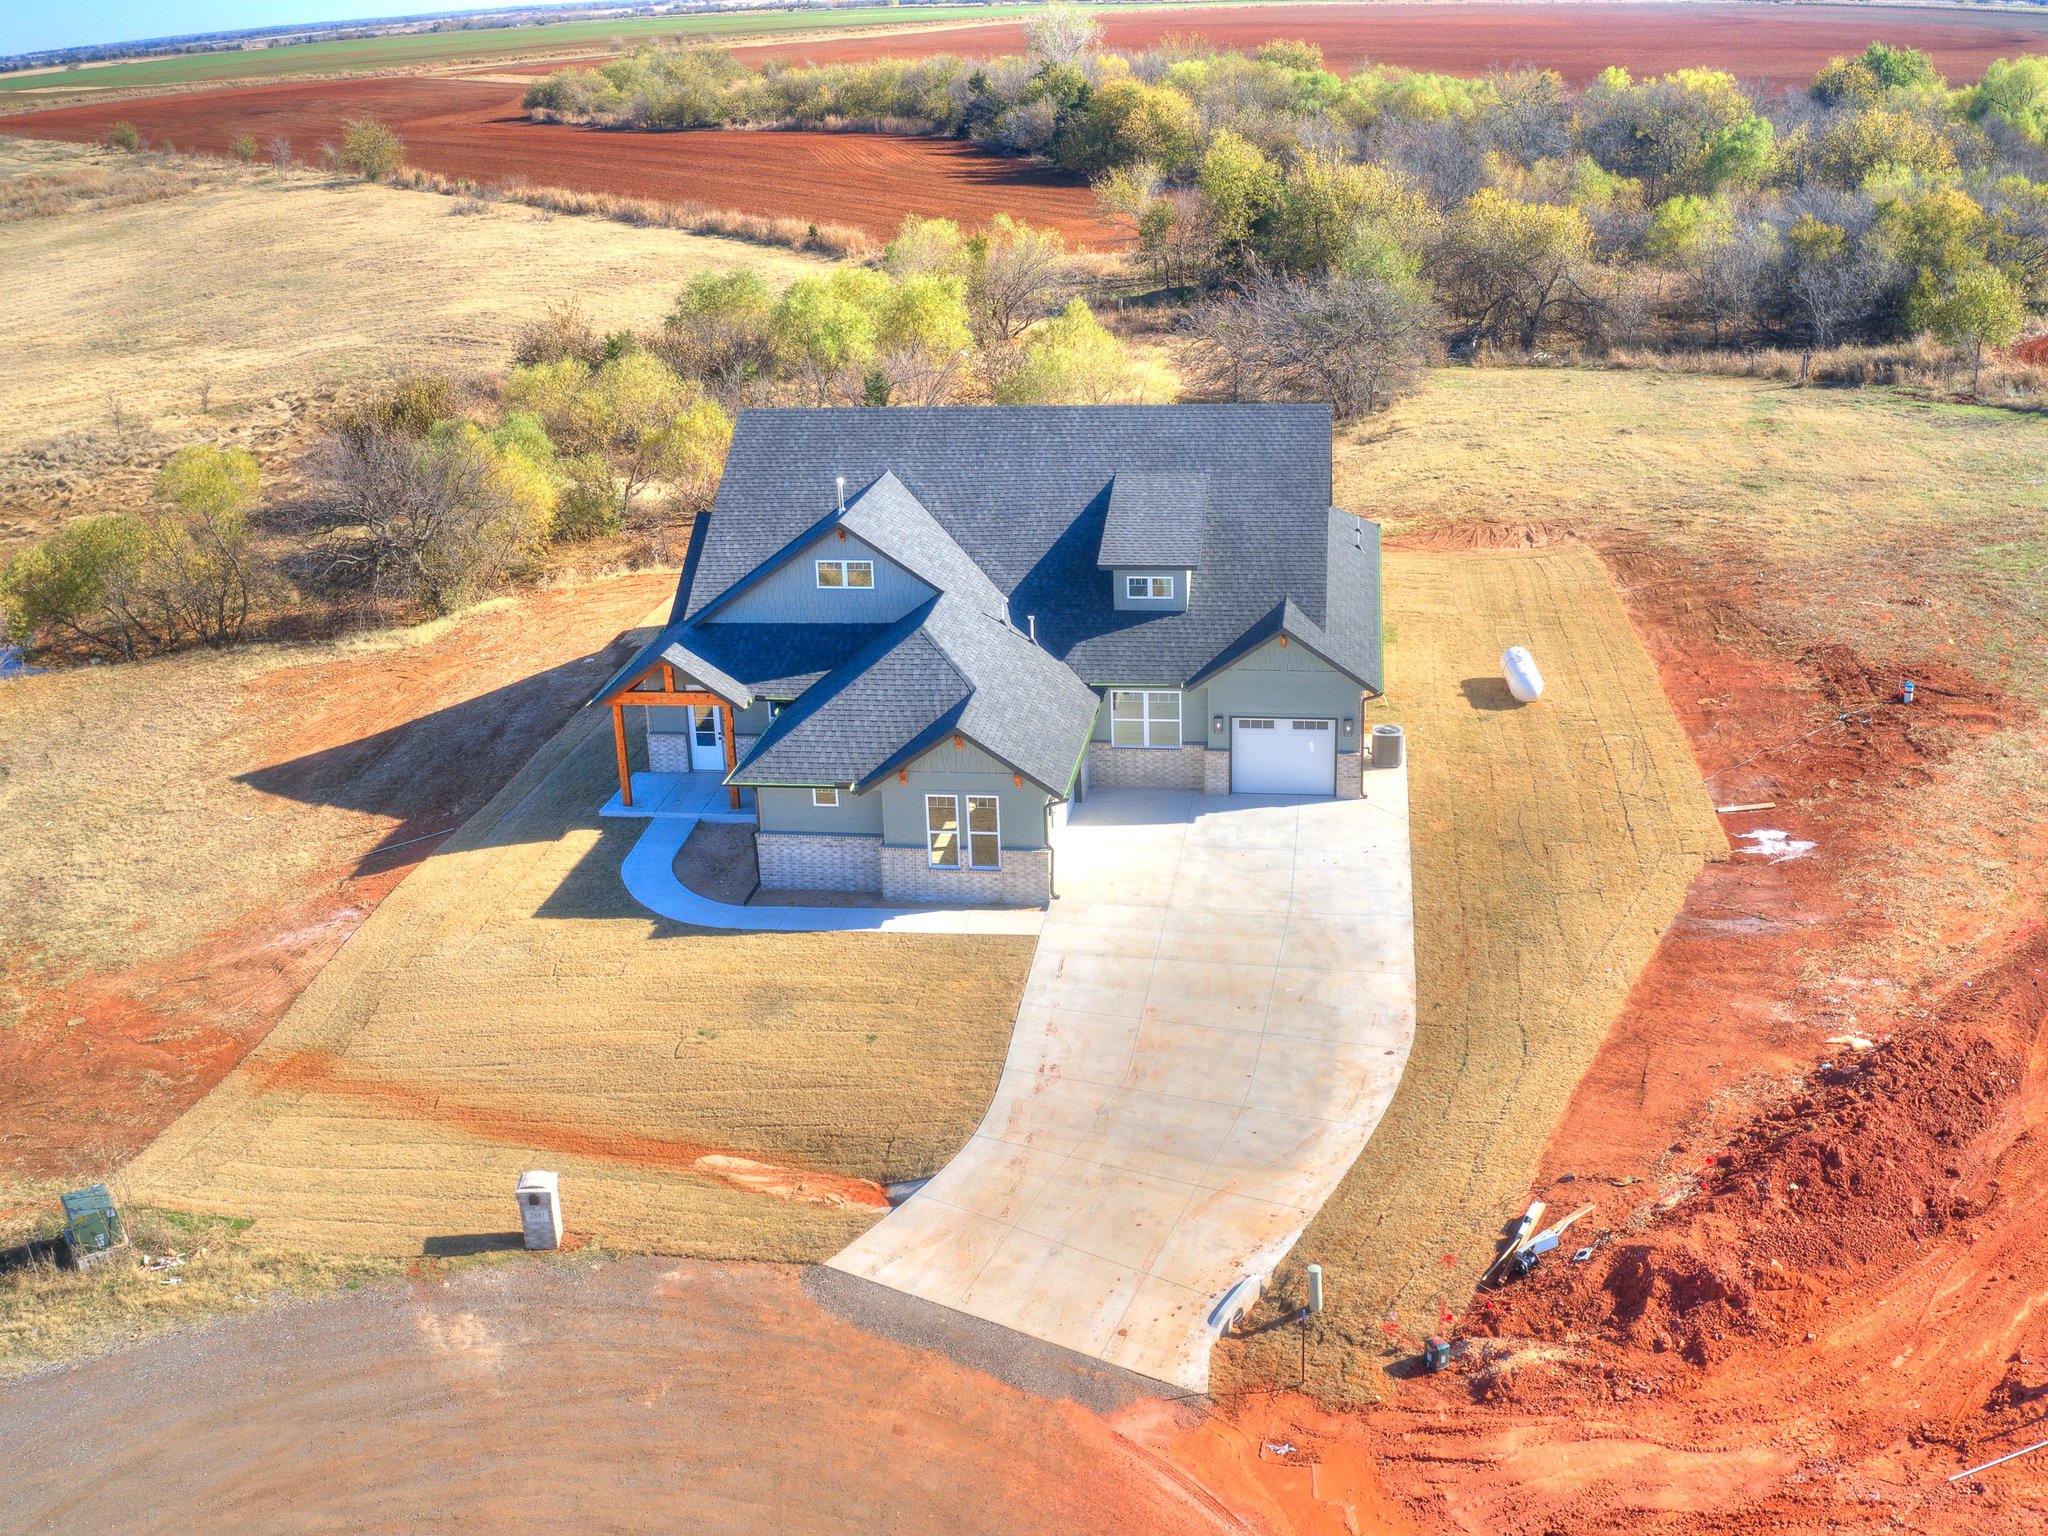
[612,701,632,809]
[720,701,739,809]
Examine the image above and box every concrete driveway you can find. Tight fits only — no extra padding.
[827,771,1416,1391]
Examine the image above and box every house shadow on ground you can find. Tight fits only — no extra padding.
[235,640,640,879]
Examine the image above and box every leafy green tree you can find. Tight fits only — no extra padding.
[1801,108,1957,187]
[1433,188,1596,349]
[1810,42,1942,107]
[993,300,1163,404]
[0,516,153,659]
[338,118,404,180]
[1962,55,2048,144]
[230,134,259,163]
[1196,130,1280,271]
[658,268,776,403]
[1909,263,2024,391]
[771,273,881,402]
[149,444,265,647]
[882,214,967,277]
[103,121,140,152]
[963,214,1075,345]
[1056,78,1200,177]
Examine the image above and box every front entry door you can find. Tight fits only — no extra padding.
[689,706,725,772]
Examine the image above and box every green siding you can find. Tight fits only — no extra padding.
[702,531,933,625]
[881,738,1054,850]
[757,784,885,836]
[1201,639,1365,752]
[1109,567,1192,613]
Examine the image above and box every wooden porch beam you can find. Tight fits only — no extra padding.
[611,701,632,809]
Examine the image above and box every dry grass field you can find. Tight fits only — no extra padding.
[116,546,1720,1318]
[119,639,1035,1259]
[0,138,831,548]
[1222,546,1727,1401]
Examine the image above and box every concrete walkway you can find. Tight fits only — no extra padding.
[619,817,1046,936]
[827,772,1416,1392]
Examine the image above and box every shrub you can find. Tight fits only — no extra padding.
[103,121,140,153]
[993,299,1165,404]
[229,134,258,163]
[337,118,404,181]
[265,135,293,170]
[513,299,604,369]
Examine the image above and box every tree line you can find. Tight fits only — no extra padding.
[525,18,2048,398]
[0,208,1145,664]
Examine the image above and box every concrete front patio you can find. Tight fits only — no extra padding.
[600,770,756,823]
[826,772,1416,1392]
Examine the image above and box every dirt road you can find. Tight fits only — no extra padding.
[0,1258,1253,1535]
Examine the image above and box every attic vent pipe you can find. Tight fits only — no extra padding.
[836,475,846,511]
[1353,516,1363,550]
[1027,615,1038,644]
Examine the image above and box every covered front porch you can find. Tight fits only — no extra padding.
[600,772,756,823]
[594,644,755,823]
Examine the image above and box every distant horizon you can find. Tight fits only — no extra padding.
[1,0,620,61]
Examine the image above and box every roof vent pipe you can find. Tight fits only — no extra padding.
[836,475,845,511]
[1027,614,1038,644]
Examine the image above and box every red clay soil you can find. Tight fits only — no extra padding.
[0,573,674,1192]
[1237,532,2048,1532]
[2009,335,2048,366]
[0,76,1112,246]
[730,1,2048,86]
[254,1049,890,1210]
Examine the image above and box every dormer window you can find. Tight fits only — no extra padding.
[816,559,874,589]
[1126,574,1175,601]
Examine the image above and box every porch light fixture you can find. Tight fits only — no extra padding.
[1212,714,1224,734]
[1343,717,1355,735]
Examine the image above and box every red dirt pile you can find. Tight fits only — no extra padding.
[1481,927,2044,1373]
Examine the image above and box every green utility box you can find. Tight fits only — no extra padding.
[61,1185,128,1268]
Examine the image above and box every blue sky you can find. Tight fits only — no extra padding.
[4,3,592,59]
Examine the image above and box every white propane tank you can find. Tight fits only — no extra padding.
[1501,646,1544,704]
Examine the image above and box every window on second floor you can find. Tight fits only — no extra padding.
[816,559,875,589]
[1125,574,1175,601]
[812,787,839,807]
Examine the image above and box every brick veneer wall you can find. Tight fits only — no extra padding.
[756,832,883,893]
[647,732,691,774]
[1202,749,1231,795]
[1336,750,1363,799]
[879,845,1051,907]
[1086,741,1208,791]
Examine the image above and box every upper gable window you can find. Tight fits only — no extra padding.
[816,559,874,590]
[1126,574,1175,601]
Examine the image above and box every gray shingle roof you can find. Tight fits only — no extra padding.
[601,407,1382,773]
[1097,472,1207,570]
[729,595,1098,796]
[678,406,1362,689]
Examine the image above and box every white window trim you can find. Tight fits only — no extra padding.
[1109,689,1182,750]
[1124,573,1176,601]
[815,558,875,589]
[812,787,839,807]
[925,793,961,870]
[966,793,1001,872]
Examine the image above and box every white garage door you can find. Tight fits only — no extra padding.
[1230,717,1336,795]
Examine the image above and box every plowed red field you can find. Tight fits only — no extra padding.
[732,1,2048,86]
[0,77,1112,246]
